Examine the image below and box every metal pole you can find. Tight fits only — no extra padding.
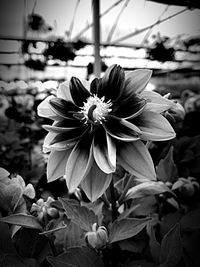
[93,0,101,78]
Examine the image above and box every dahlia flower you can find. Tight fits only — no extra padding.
[38,64,175,201]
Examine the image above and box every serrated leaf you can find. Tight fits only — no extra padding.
[81,201,104,225]
[0,214,43,231]
[59,198,97,232]
[156,146,178,183]
[64,221,86,249]
[0,181,23,212]
[47,247,105,267]
[159,223,182,266]
[117,204,140,221]
[109,217,151,243]
[125,181,172,200]
[13,228,49,260]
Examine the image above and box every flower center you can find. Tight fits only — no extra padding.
[80,95,112,124]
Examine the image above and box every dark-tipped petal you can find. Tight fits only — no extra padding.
[50,126,88,145]
[70,77,90,107]
[90,77,101,95]
[43,119,82,133]
[104,115,141,142]
[97,65,125,102]
[65,133,94,193]
[93,128,116,173]
[113,93,146,119]
[38,96,60,120]
[49,98,79,119]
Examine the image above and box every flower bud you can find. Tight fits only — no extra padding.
[85,223,108,249]
[164,101,185,123]
[30,196,59,222]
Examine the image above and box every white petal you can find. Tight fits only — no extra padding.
[106,133,116,170]
[136,111,176,141]
[65,140,94,193]
[125,69,152,94]
[81,162,112,202]
[47,149,72,182]
[56,81,73,101]
[118,140,156,181]
[141,91,175,113]
[37,95,59,120]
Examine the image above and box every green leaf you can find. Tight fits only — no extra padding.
[47,247,105,267]
[59,198,98,232]
[0,214,43,231]
[0,181,23,212]
[81,201,104,225]
[117,204,140,220]
[109,217,151,243]
[159,223,182,266]
[63,221,86,249]
[125,181,172,200]
[0,222,42,267]
[0,255,42,267]
[0,222,16,253]
[13,228,49,260]
[156,146,178,183]
[148,225,160,264]
[180,209,200,230]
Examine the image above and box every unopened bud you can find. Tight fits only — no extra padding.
[85,223,108,249]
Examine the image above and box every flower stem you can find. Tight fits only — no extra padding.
[109,178,118,222]
[109,178,119,267]
[48,236,57,256]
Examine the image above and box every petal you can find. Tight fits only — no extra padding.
[97,64,125,101]
[43,132,76,152]
[47,149,72,182]
[81,161,112,202]
[104,116,141,141]
[49,98,79,119]
[141,91,175,113]
[106,133,117,171]
[70,77,91,107]
[130,111,176,141]
[43,118,82,133]
[90,77,101,95]
[117,140,156,181]
[113,93,146,119]
[65,134,94,193]
[56,81,73,101]
[124,69,152,96]
[37,96,60,120]
[50,126,87,145]
[93,129,116,173]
